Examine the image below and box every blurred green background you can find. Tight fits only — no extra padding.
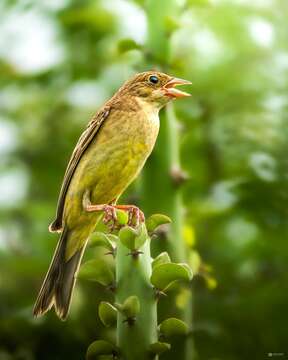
[0,0,287,359]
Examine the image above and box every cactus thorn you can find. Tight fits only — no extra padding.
[105,249,116,258]
[170,165,190,186]
[154,288,167,300]
[123,317,136,326]
[126,250,144,258]
[106,282,117,293]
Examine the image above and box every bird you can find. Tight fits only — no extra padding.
[33,71,191,320]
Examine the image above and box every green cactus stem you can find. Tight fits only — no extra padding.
[141,1,194,359]
[85,217,192,360]
[115,226,158,360]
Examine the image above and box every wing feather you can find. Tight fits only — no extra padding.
[49,106,110,232]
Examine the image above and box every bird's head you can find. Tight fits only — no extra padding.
[117,71,191,109]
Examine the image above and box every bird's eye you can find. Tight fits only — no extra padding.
[149,75,159,84]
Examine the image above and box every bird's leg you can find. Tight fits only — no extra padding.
[113,204,145,227]
[83,191,118,230]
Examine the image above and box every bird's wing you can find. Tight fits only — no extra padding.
[49,106,111,232]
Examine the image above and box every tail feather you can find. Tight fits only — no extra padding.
[33,229,86,320]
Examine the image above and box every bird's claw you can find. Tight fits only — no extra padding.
[101,204,145,230]
[126,206,145,227]
[102,205,118,231]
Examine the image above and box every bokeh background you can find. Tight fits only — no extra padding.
[0,0,287,359]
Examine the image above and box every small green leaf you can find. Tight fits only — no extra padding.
[179,263,193,279]
[106,234,118,242]
[86,340,118,359]
[119,225,147,250]
[78,259,114,286]
[115,295,140,319]
[152,252,171,270]
[146,214,171,233]
[151,263,192,291]
[149,341,171,355]
[116,209,129,225]
[98,302,117,327]
[122,295,140,318]
[118,38,141,53]
[134,223,148,249]
[89,232,115,252]
[159,318,188,338]
[119,226,138,250]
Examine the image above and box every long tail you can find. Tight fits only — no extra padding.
[33,228,86,320]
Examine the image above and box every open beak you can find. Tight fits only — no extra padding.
[163,77,192,98]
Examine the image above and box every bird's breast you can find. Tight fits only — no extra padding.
[65,105,160,210]
[98,104,160,155]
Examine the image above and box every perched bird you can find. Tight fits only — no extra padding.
[33,71,191,320]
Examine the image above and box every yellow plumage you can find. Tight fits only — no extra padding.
[64,101,160,260]
[33,71,190,320]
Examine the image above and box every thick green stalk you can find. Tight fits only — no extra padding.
[141,1,194,359]
[141,104,185,261]
[115,237,158,360]
[144,0,185,260]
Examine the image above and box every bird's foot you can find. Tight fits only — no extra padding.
[85,198,144,229]
[114,205,145,227]
[85,203,118,231]
[102,205,118,229]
